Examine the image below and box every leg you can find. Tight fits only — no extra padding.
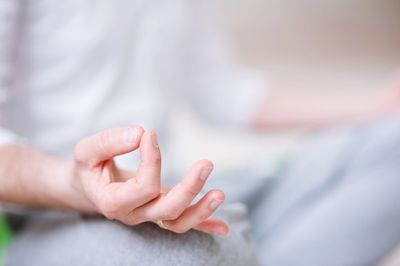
[251,118,400,266]
[6,204,259,266]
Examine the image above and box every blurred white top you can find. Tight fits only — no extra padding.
[0,0,264,170]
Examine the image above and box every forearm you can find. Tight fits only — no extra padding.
[254,89,382,130]
[0,144,94,213]
[0,127,229,235]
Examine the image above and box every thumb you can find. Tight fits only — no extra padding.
[75,126,144,167]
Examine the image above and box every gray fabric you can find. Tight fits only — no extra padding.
[250,118,400,266]
[6,204,259,266]
[6,118,400,266]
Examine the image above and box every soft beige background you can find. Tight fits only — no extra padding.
[169,1,400,263]
[223,0,400,89]
[168,0,400,177]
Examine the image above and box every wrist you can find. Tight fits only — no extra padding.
[37,155,96,214]
[0,144,96,213]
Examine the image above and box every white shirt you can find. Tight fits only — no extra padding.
[0,0,264,171]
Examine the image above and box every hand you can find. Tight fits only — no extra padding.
[376,70,400,115]
[72,126,228,235]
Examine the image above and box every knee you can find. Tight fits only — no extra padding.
[7,214,259,266]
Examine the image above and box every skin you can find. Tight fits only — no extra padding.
[255,73,400,130]
[0,72,399,237]
[0,126,228,235]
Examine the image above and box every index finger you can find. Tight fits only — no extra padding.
[74,126,144,167]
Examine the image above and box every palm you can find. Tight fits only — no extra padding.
[74,127,228,235]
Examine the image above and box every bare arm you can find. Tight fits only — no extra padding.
[0,126,228,235]
[0,144,92,212]
[254,86,398,130]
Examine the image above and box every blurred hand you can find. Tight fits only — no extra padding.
[72,126,228,235]
[376,71,400,115]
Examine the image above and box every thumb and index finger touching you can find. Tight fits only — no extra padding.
[75,126,163,183]
[75,126,145,167]
[74,126,164,213]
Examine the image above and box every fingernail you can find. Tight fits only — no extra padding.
[199,167,213,181]
[124,127,139,144]
[150,132,159,149]
[214,227,229,236]
[209,226,228,236]
[209,199,223,211]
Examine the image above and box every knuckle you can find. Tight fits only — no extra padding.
[197,213,211,224]
[199,208,211,220]
[161,209,181,221]
[170,210,182,220]
[97,198,120,220]
[103,210,118,220]
[113,187,131,205]
[143,153,162,164]
[171,225,188,234]
[163,214,176,221]
[153,153,162,163]
[73,145,81,160]
[176,182,198,199]
[196,159,214,171]
[185,187,199,198]
[140,147,162,164]
[123,214,140,226]
[98,130,112,153]
[139,184,160,199]
[73,142,86,163]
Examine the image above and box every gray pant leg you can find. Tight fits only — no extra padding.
[6,204,259,266]
[252,118,400,266]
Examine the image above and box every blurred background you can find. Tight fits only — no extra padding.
[169,0,400,178]
[1,1,400,265]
